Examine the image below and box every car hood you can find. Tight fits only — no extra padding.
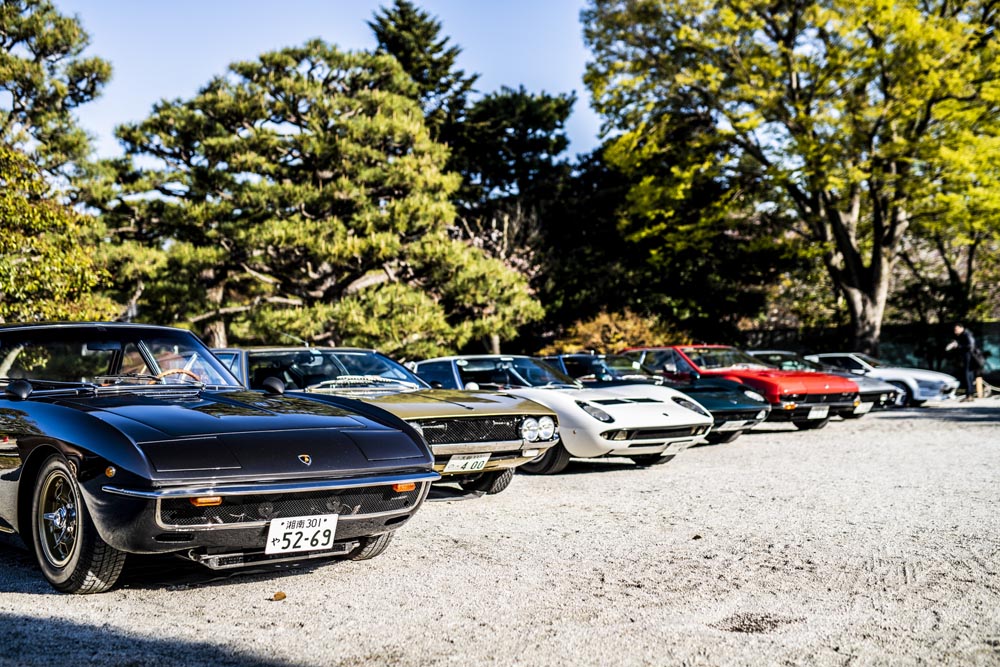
[702,369,858,394]
[822,370,899,392]
[869,367,959,384]
[509,384,714,426]
[51,389,429,477]
[311,388,555,420]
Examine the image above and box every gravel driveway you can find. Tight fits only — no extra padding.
[2,402,998,666]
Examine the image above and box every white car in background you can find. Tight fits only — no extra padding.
[413,355,714,474]
[805,352,959,406]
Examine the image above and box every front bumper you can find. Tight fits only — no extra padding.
[711,408,769,433]
[430,439,556,477]
[601,424,712,456]
[767,399,858,422]
[86,472,438,557]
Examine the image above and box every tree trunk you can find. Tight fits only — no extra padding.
[838,267,891,356]
[487,333,501,354]
[203,319,228,348]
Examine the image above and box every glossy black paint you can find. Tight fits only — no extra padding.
[0,323,435,562]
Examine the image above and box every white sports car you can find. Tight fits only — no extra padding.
[413,355,714,474]
[805,352,959,406]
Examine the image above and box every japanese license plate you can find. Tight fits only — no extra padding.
[853,402,874,415]
[807,406,829,419]
[444,453,490,473]
[265,514,338,555]
[716,421,744,432]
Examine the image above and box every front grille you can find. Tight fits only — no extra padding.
[631,425,708,440]
[417,416,523,445]
[714,410,764,423]
[159,486,421,527]
[797,392,856,405]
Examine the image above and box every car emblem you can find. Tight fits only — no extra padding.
[298,454,312,466]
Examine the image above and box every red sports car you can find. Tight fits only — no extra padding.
[622,345,860,430]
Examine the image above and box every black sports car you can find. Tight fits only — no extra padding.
[0,323,436,593]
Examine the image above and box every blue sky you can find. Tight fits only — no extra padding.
[54,0,603,159]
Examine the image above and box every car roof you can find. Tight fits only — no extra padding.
[418,354,532,363]
[214,346,378,354]
[747,349,797,355]
[0,322,187,333]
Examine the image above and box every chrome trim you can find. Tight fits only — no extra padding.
[430,439,527,455]
[186,542,357,570]
[152,479,433,531]
[102,471,439,499]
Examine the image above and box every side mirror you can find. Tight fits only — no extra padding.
[464,382,480,391]
[689,370,701,381]
[4,379,33,400]
[261,376,285,395]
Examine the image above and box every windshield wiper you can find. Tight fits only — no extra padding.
[94,373,164,384]
[306,375,419,390]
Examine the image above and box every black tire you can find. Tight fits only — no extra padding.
[629,454,676,467]
[705,430,742,444]
[31,455,126,594]
[347,532,394,561]
[458,468,514,495]
[518,443,571,475]
[793,418,830,430]
[888,382,914,407]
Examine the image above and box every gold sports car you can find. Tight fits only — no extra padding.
[213,347,559,496]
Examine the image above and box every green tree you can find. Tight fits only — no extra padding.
[369,0,477,142]
[583,0,1000,352]
[82,40,540,355]
[0,0,111,176]
[0,145,117,322]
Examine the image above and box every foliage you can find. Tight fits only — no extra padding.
[81,41,541,352]
[369,0,477,142]
[0,145,117,322]
[0,0,111,176]
[583,0,1000,351]
[538,309,690,355]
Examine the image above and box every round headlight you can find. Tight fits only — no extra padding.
[743,389,765,403]
[521,417,540,441]
[672,396,711,417]
[577,401,614,423]
[537,415,556,440]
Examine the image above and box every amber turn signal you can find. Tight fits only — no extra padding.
[189,496,223,507]
[392,482,416,492]
[104,466,116,478]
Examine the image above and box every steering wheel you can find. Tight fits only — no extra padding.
[155,368,200,383]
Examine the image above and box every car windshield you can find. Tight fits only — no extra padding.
[750,352,824,372]
[572,355,654,379]
[456,357,580,389]
[247,349,425,391]
[681,346,775,370]
[854,353,884,368]
[0,326,240,388]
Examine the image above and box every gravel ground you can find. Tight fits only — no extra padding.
[1,402,999,666]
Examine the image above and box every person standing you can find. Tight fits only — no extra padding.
[946,323,977,401]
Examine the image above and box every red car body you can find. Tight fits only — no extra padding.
[623,345,860,428]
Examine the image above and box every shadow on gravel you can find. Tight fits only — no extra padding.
[543,459,642,475]
[872,404,1000,423]
[0,539,342,595]
[0,611,293,667]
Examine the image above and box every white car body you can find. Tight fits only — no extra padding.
[805,352,959,404]
[414,356,714,459]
